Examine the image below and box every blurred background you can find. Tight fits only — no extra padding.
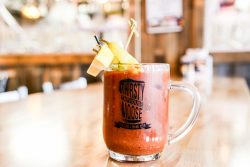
[0,0,249,97]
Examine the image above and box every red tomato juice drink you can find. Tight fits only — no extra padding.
[103,63,200,162]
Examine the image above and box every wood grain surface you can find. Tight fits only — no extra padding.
[0,53,94,66]
[0,77,249,167]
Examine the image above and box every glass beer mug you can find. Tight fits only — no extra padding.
[103,64,200,162]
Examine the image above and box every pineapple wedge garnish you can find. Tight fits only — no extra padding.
[104,41,138,64]
[87,44,114,77]
[87,39,139,77]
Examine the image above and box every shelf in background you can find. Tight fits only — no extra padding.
[0,53,95,66]
[211,52,250,64]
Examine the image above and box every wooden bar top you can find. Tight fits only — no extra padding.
[0,77,249,166]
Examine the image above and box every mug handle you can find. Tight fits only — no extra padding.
[168,81,201,145]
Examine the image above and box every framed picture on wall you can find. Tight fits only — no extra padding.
[146,0,183,34]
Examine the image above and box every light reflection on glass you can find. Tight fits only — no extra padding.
[145,136,161,143]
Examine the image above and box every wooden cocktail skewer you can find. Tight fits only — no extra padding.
[125,18,139,50]
[92,48,98,53]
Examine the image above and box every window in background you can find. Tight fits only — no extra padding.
[204,0,250,52]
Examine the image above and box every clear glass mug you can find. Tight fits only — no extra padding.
[103,64,200,162]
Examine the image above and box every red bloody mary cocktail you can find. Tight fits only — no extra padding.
[103,64,170,156]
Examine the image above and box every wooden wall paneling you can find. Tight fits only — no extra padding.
[140,0,157,63]
[154,34,167,62]
[128,0,153,63]
[26,66,43,93]
[165,33,180,74]
[2,64,88,93]
[0,68,18,91]
[6,72,19,91]
[175,0,193,75]
[16,66,26,88]
[72,65,82,80]
[42,65,83,90]
[190,0,204,48]
[139,0,193,75]
[0,54,94,92]
[61,66,72,83]
[43,67,50,82]
[49,66,63,89]
[180,0,192,51]
[141,34,155,63]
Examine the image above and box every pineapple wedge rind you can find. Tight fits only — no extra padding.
[87,44,114,77]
